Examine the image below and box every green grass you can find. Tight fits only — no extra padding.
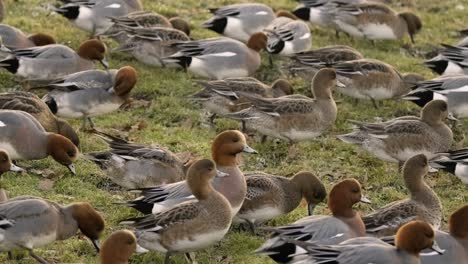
[0,0,467,263]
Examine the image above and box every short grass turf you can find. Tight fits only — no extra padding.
[0,0,467,263]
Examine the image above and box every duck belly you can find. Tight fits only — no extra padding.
[361,24,396,40]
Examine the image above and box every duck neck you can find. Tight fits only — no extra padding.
[56,204,79,240]
[212,151,239,167]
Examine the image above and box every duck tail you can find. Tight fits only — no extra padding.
[336,132,365,145]
[114,199,154,215]
[255,237,305,263]
[83,152,111,169]
[0,57,19,74]
[162,56,191,69]
[225,107,258,120]
[201,16,227,35]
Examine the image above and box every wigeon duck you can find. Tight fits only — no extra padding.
[425,44,468,76]
[338,100,453,166]
[255,178,370,263]
[403,75,468,118]
[292,0,364,28]
[0,149,24,175]
[333,58,422,108]
[286,45,363,81]
[191,77,293,123]
[86,131,193,188]
[0,110,78,174]
[202,3,275,43]
[226,68,337,142]
[235,171,327,234]
[55,0,143,36]
[41,66,137,129]
[162,33,267,80]
[0,91,80,147]
[362,154,443,236]
[0,24,55,51]
[0,198,105,263]
[333,2,422,43]
[287,220,443,264]
[429,148,468,184]
[121,159,232,264]
[111,27,190,67]
[100,229,136,264]
[122,130,256,215]
[264,11,312,56]
[0,39,108,79]
[457,29,468,47]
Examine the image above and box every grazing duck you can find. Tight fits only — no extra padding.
[333,58,421,107]
[255,178,370,264]
[0,150,24,175]
[226,67,337,142]
[121,130,256,215]
[235,171,327,234]
[0,110,78,174]
[191,77,293,123]
[100,230,137,264]
[425,44,468,76]
[333,2,422,43]
[120,159,232,264]
[0,24,55,51]
[292,0,364,28]
[42,66,137,130]
[362,154,443,237]
[54,0,143,36]
[0,91,80,147]
[338,100,453,166]
[202,3,275,42]
[0,39,108,79]
[86,131,193,188]
[0,198,105,263]
[111,27,190,67]
[264,11,312,56]
[403,75,468,118]
[162,33,267,80]
[286,45,364,81]
[286,220,443,264]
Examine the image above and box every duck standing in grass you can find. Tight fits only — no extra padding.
[202,3,275,42]
[121,159,232,264]
[234,171,327,234]
[226,67,337,143]
[162,32,267,80]
[256,178,370,263]
[362,154,443,237]
[338,100,453,167]
[41,66,137,130]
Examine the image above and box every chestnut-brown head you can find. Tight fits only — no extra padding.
[421,100,448,125]
[247,32,267,52]
[114,66,137,97]
[56,119,80,147]
[328,178,370,217]
[291,172,327,216]
[100,230,136,264]
[169,17,191,36]
[70,202,106,252]
[399,12,422,44]
[449,204,468,239]
[46,134,79,175]
[312,68,336,99]
[187,159,218,200]
[395,220,438,255]
[77,39,108,67]
[271,79,293,97]
[211,130,257,166]
[27,33,56,47]
[0,150,23,175]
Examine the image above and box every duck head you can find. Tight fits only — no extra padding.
[27,33,56,47]
[449,204,468,239]
[169,17,191,36]
[396,220,443,255]
[77,39,108,68]
[291,172,327,215]
[420,100,449,125]
[70,202,106,252]
[328,178,371,218]
[247,32,267,52]
[402,154,429,192]
[56,119,80,147]
[113,66,138,97]
[187,159,219,200]
[0,149,23,175]
[399,12,422,44]
[271,79,293,97]
[312,68,336,99]
[211,130,257,166]
[100,230,137,264]
[46,134,79,175]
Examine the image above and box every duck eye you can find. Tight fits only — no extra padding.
[352,188,359,193]
[232,138,239,143]
[67,151,75,157]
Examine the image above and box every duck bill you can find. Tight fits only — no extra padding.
[216,170,229,178]
[242,145,258,154]
[431,241,445,255]
[336,80,346,88]
[92,239,100,252]
[67,164,76,175]
[136,244,149,254]
[360,196,372,204]
[100,58,109,69]
[307,203,316,216]
[447,113,458,122]
[9,163,24,172]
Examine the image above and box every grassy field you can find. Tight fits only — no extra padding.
[0,0,467,263]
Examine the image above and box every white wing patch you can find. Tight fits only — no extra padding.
[255,11,269,15]
[105,3,121,8]
[209,52,237,57]
[0,121,6,127]
[299,33,311,40]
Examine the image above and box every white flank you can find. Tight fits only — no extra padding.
[443,61,464,76]
[433,92,447,101]
[224,17,250,42]
[308,8,323,25]
[335,21,363,37]
[170,228,229,252]
[255,11,268,15]
[455,163,468,184]
[209,52,237,57]
[105,3,121,8]
[0,121,5,127]
[450,102,468,118]
[279,41,296,56]
[362,24,396,40]
[238,207,282,223]
[299,33,311,40]
[74,7,95,32]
